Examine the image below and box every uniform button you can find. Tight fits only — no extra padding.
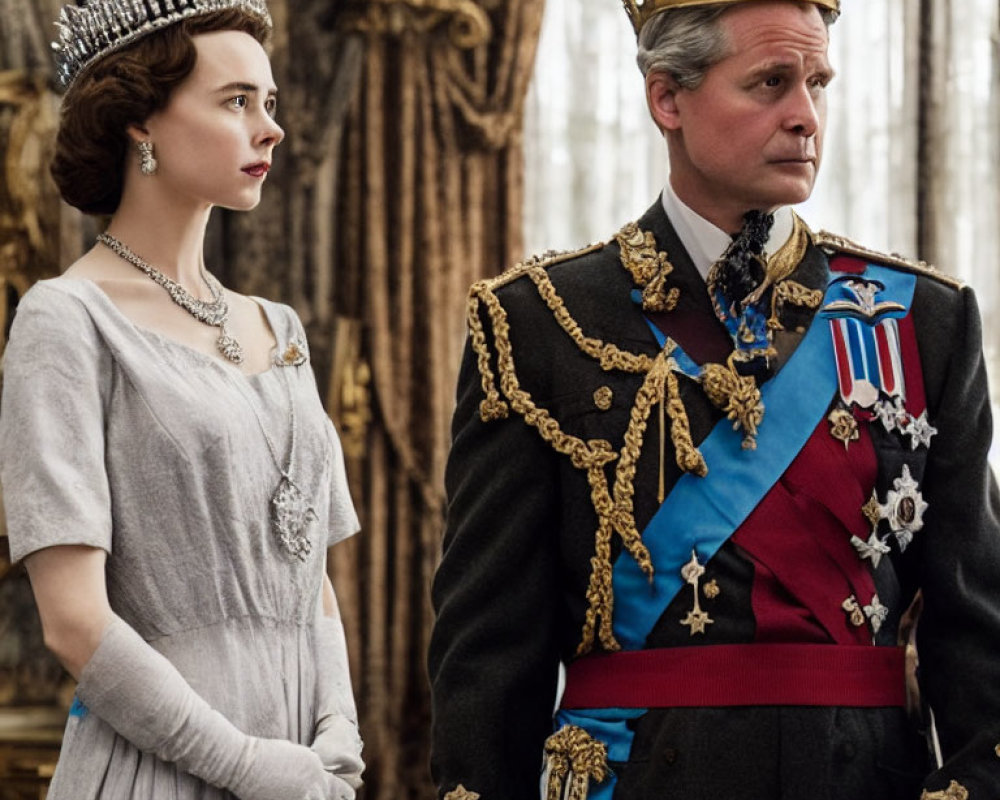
[661,747,677,765]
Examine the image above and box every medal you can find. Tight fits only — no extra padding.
[679,551,714,635]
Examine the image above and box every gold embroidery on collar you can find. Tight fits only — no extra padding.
[764,212,811,285]
[528,267,655,373]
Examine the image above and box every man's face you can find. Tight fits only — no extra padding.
[659,1,833,232]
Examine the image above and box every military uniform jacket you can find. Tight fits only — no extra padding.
[428,201,1000,800]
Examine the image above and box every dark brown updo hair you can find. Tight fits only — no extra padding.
[50,10,271,216]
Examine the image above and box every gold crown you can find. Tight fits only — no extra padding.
[623,0,840,35]
[52,0,272,91]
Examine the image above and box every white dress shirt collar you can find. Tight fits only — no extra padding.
[660,182,795,282]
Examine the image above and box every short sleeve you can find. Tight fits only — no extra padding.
[270,298,360,550]
[0,281,113,563]
[324,417,359,548]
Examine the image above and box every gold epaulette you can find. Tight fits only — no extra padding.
[814,230,964,290]
[478,241,607,293]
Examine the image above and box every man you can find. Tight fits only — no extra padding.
[429,1,1000,798]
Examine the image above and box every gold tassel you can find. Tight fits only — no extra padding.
[543,725,609,800]
[664,368,708,476]
[701,361,765,450]
[920,781,969,800]
[658,389,666,503]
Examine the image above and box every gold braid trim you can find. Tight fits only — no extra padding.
[665,368,708,475]
[527,266,656,373]
[444,785,481,800]
[767,212,812,284]
[543,725,609,800]
[576,351,712,654]
[814,230,964,290]
[612,355,693,569]
[615,222,680,312]
[467,291,509,422]
[578,465,623,654]
[473,280,662,655]
[920,781,970,800]
[475,286,617,472]
[768,279,824,331]
[481,242,607,292]
[465,222,745,654]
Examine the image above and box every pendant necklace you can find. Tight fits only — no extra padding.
[228,367,317,561]
[97,232,245,364]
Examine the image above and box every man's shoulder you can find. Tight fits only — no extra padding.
[813,230,963,291]
[472,240,618,301]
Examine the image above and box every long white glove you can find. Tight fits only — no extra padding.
[310,612,364,791]
[76,616,353,800]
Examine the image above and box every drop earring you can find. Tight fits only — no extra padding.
[138,140,158,176]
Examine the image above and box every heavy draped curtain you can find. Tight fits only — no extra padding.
[329,2,544,796]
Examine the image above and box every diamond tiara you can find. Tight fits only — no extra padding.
[622,0,840,36]
[52,0,272,91]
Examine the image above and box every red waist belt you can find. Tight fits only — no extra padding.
[561,644,906,709]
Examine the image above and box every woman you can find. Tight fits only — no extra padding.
[0,1,363,798]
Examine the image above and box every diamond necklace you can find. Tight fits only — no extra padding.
[228,367,316,561]
[97,232,245,364]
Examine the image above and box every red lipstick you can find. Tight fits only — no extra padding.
[242,162,270,178]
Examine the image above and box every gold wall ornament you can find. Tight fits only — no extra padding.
[920,781,970,800]
[327,316,372,461]
[1,69,78,370]
[340,0,491,49]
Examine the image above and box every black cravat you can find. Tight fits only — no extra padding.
[711,210,776,383]
[715,209,774,305]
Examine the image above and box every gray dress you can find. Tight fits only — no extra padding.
[0,278,360,799]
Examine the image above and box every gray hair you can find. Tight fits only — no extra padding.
[636,4,839,89]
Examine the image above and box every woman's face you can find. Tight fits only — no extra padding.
[141,29,284,212]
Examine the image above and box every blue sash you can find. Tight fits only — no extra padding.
[610,264,916,650]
